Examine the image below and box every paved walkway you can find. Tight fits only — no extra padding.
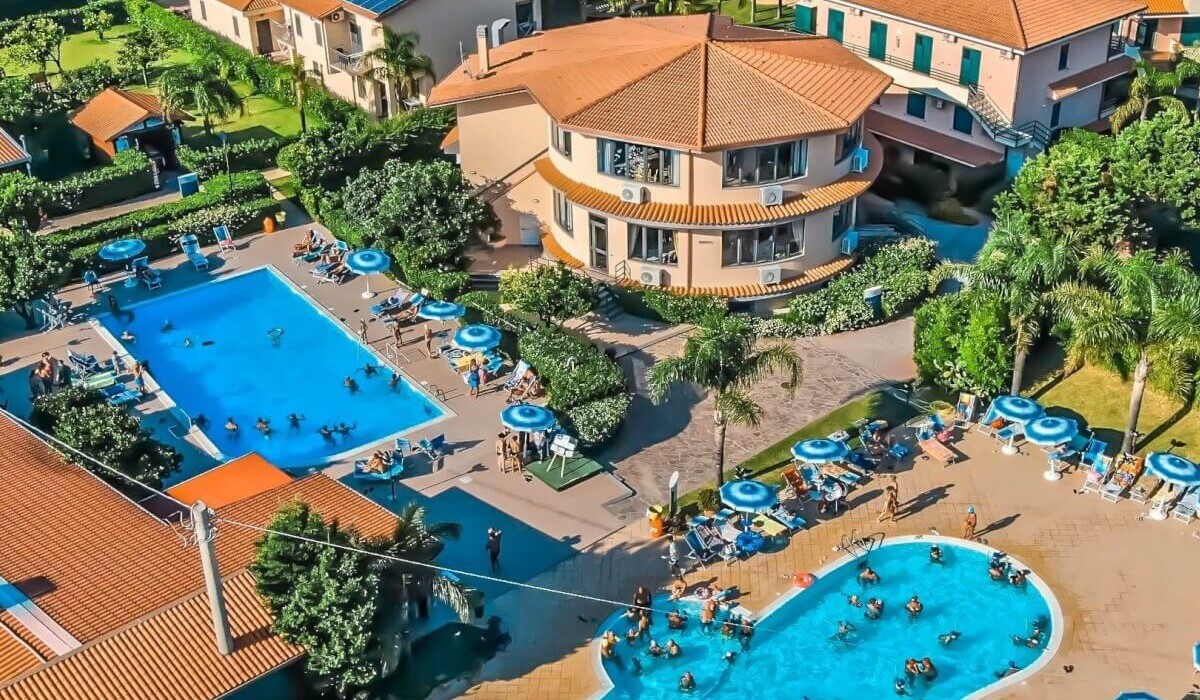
[41,186,182,231]
[446,427,1200,700]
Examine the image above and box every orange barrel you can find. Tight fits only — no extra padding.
[263,216,277,234]
[647,504,666,538]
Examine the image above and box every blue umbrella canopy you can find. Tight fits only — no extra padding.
[418,301,466,321]
[453,324,502,351]
[1024,416,1079,446]
[344,248,392,275]
[791,438,850,464]
[989,395,1044,424]
[98,238,146,262]
[501,403,556,433]
[719,479,777,514]
[1145,452,1200,487]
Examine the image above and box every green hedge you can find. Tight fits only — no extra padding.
[177,136,297,179]
[642,288,728,325]
[45,150,155,214]
[564,393,632,446]
[0,0,126,36]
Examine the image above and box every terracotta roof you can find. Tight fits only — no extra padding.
[540,232,585,270]
[1145,0,1186,13]
[213,0,279,11]
[0,129,29,170]
[430,15,891,151]
[167,453,294,509]
[829,0,1145,51]
[274,0,342,18]
[0,616,51,665]
[440,124,460,150]
[0,628,39,686]
[866,111,1004,167]
[1047,56,1134,101]
[69,88,176,144]
[0,572,297,700]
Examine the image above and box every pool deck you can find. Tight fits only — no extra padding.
[442,427,1200,700]
[0,225,630,591]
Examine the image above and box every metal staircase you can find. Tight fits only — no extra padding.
[967,86,1052,151]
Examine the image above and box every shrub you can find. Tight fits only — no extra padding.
[401,267,469,300]
[517,327,626,411]
[748,315,805,339]
[176,136,297,179]
[642,288,728,325]
[0,0,126,36]
[564,393,631,447]
[53,59,120,109]
[696,487,721,514]
[912,291,1012,396]
[499,263,595,325]
[46,150,155,214]
[458,291,536,334]
[0,172,50,231]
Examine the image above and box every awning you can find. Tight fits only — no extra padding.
[166,452,292,508]
[866,111,1004,168]
[1048,57,1133,102]
[0,128,30,170]
[440,124,460,153]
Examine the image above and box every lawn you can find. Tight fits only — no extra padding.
[716,0,796,27]
[678,388,919,511]
[0,24,194,75]
[1032,364,1200,461]
[179,83,304,148]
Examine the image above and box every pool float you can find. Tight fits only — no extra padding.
[793,572,816,588]
[694,586,712,600]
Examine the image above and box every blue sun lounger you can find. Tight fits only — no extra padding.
[353,456,405,482]
[766,505,806,531]
[101,384,141,406]
[683,529,718,569]
[417,434,446,460]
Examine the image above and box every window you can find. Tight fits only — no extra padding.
[869,21,887,60]
[293,12,303,37]
[794,5,816,34]
[721,222,804,266]
[1058,44,1070,71]
[906,91,926,119]
[551,124,572,157]
[628,225,678,265]
[832,201,854,239]
[553,190,573,235]
[1050,102,1062,129]
[835,120,863,163]
[1182,17,1200,46]
[959,47,981,86]
[913,34,933,74]
[827,8,844,43]
[311,60,322,74]
[232,17,239,36]
[597,139,675,184]
[199,1,207,20]
[723,140,808,186]
[952,105,972,134]
[314,22,323,47]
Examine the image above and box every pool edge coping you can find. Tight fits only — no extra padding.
[585,534,1065,700]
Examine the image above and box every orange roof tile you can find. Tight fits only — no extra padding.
[540,232,585,270]
[0,616,51,665]
[1145,0,1186,13]
[0,628,39,686]
[536,134,882,228]
[213,0,279,11]
[866,111,1004,167]
[430,15,891,151]
[832,0,1145,50]
[69,88,178,144]
[0,129,29,170]
[1047,56,1134,101]
[275,0,342,18]
[167,453,294,509]
[440,124,460,150]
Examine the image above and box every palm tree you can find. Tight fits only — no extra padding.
[647,314,802,485]
[282,54,313,133]
[1111,59,1188,132]
[367,28,433,114]
[375,503,473,674]
[157,65,244,135]
[930,211,1082,395]
[1051,249,1200,453]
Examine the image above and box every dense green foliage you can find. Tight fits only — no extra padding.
[5,16,68,71]
[0,0,126,34]
[499,263,595,325]
[913,292,1013,396]
[177,136,297,179]
[0,231,68,327]
[642,288,727,325]
[518,327,629,445]
[45,149,154,214]
[0,172,50,231]
[31,386,181,490]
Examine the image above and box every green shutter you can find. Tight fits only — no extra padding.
[952,106,972,134]
[906,92,926,119]
[869,21,887,60]
[913,34,932,74]
[959,47,981,86]
[794,5,816,34]
[827,9,844,43]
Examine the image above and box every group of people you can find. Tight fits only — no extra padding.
[878,477,902,523]
[495,427,551,474]
[988,551,1028,586]
[28,352,67,398]
[894,657,938,695]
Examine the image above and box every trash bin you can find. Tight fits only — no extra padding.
[647,504,665,538]
[864,285,884,319]
[178,173,199,197]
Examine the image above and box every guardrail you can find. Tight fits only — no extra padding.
[331,49,370,75]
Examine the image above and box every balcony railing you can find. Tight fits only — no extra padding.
[1108,35,1127,59]
[331,49,371,75]
[967,85,1052,149]
[270,20,294,48]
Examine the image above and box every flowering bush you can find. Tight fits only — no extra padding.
[518,327,626,411]
[565,393,631,446]
[642,288,727,324]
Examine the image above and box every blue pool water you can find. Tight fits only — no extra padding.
[99,267,445,471]
[597,540,1055,699]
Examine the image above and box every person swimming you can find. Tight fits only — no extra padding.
[929,544,943,565]
[195,414,209,429]
[1009,569,1028,586]
[287,413,304,428]
[723,650,737,664]
[835,620,856,640]
[989,551,1009,581]
[344,376,359,393]
[938,631,962,645]
[224,417,239,433]
[679,671,696,692]
[318,425,335,442]
[183,338,192,348]
[600,630,618,659]
[363,363,378,377]
[858,565,880,585]
[866,598,885,620]
[920,658,938,681]
[906,596,924,618]
[254,417,271,436]
[647,639,664,657]
[390,372,401,391]
[667,610,687,629]
[894,679,909,696]
[721,620,735,639]
[335,422,355,435]
[994,661,1021,678]
[847,594,863,607]
[666,639,680,657]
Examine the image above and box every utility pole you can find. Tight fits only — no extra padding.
[191,501,233,655]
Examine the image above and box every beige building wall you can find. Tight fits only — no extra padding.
[191,0,283,54]
[1012,24,1120,128]
[873,92,1003,156]
[380,0,523,90]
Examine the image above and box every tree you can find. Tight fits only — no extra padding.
[281,54,314,133]
[1051,249,1200,453]
[499,263,595,325]
[157,64,244,134]
[55,60,119,108]
[117,28,168,86]
[367,29,433,112]
[31,387,182,490]
[83,6,115,41]
[957,297,1013,397]
[8,17,67,73]
[0,231,67,328]
[1111,110,1200,231]
[1111,60,1190,132]
[647,314,801,485]
[0,173,49,233]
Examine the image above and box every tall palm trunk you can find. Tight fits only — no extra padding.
[1121,352,1151,454]
[713,409,727,486]
[1010,349,1027,396]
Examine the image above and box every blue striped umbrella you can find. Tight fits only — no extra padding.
[791,438,849,464]
[1024,416,1079,446]
[1114,693,1160,700]
[719,479,777,514]
[344,248,392,299]
[1145,452,1200,487]
[500,403,556,433]
[453,324,502,352]
[418,301,466,322]
[98,238,146,262]
[989,395,1044,424]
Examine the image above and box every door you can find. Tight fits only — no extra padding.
[589,215,608,271]
[1136,18,1158,47]
[794,5,816,34]
[959,47,981,86]
[952,105,973,134]
[518,214,541,245]
[869,21,887,60]
[255,19,272,55]
[827,9,843,43]
[913,34,933,74]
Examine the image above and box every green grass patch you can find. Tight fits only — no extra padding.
[180,83,303,147]
[268,174,298,199]
[717,0,795,27]
[0,24,193,75]
[1032,364,1200,461]
[677,388,919,513]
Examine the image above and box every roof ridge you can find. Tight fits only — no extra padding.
[1006,0,1029,50]
[697,40,709,149]
[558,42,700,122]
[709,42,845,128]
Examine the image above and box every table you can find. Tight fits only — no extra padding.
[451,352,486,371]
[735,531,765,555]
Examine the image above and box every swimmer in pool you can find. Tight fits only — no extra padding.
[666,639,680,657]
[929,544,943,565]
[255,417,271,436]
[847,594,863,607]
[363,363,378,377]
[679,671,696,692]
[318,425,335,442]
[344,376,359,393]
[390,373,401,390]
[906,595,924,618]
[938,631,962,645]
[183,338,192,347]
[287,413,304,428]
[224,417,239,433]
[835,620,856,640]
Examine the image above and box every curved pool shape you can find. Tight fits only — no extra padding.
[594,537,1060,700]
[98,266,447,471]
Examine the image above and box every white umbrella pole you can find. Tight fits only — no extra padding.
[362,274,374,300]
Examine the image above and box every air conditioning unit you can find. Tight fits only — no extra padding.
[759,266,783,286]
[849,146,870,173]
[328,10,344,21]
[999,48,1012,59]
[840,230,860,256]
[638,266,663,287]
[932,98,946,110]
[760,185,784,207]
[849,7,862,15]
[619,184,646,204]
[942,33,957,43]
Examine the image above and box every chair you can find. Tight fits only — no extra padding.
[504,360,531,390]
[1080,439,1109,470]
[683,529,717,569]
[371,291,410,318]
[1079,455,1111,495]
[888,442,911,461]
[1129,474,1163,504]
[1100,461,1140,502]
[1172,489,1199,523]
[214,225,237,254]
[819,463,861,487]
[179,234,209,271]
[781,466,809,501]
[417,434,446,459]
[68,349,103,376]
[766,505,806,531]
[996,422,1024,449]
[101,384,141,406]
[394,437,411,455]
[130,256,161,291]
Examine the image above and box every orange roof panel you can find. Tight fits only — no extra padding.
[275,0,342,18]
[1145,0,1186,13]
[167,453,294,509]
[69,88,178,144]
[0,627,39,685]
[0,129,29,170]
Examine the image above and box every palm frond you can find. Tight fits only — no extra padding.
[735,343,802,394]
[431,574,475,623]
[714,389,764,428]
[646,356,689,404]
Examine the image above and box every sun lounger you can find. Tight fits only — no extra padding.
[751,513,787,537]
[996,422,1024,448]
[766,505,806,531]
[780,466,808,500]
[818,463,861,486]
[1129,474,1163,504]
[71,370,118,390]
[68,349,103,376]
[683,529,718,568]
[888,442,911,461]
[1172,489,1199,523]
[179,234,209,271]
[214,225,236,254]
[919,438,958,465]
[101,384,141,406]
[416,434,446,460]
[503,360,531,390]
[371,291,410,318]
[1100,461,1140,503]
[353,456,405,482]
[1079,455,1111,495]
[129,256,161,291]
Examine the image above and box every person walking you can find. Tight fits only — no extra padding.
[663,533,681,577]
[962,505,978,540]
[424,325,435,357]
[359,319,369,343]
[485,528,503,571]
[878,485,899,523]
[495,432,509,473]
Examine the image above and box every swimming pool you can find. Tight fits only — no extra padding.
[594,537,1060,700]
[98,266,447,471]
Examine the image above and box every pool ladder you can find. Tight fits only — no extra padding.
[836,529,884,558]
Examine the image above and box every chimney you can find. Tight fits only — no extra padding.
[192,502,233,655]
[475,25,490,75]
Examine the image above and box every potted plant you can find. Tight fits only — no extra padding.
[697,487,721,516]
